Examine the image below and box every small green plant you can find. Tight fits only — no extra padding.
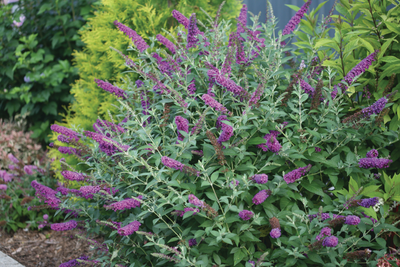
[32,2,400,266]
[0,116,62,232]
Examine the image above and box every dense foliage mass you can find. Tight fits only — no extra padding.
[294,0,400,171]
[47,0,243,179]
[0,0,95,143]
[13,1,400,266]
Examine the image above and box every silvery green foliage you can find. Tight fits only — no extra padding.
[46,6,400,267]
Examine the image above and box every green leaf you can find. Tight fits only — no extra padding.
[38,3,52,14]
[385,22,400,35]
[307,251,324,264]
[301,180,325,196]
[247,137,266,145]
[233,249,246,266]
[205,191,217,201]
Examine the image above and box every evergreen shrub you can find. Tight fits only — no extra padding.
[33,2,400,266]
[48,0,243,179]
[0,0,95,143]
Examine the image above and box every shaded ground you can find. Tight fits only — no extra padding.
[0,229,102,267]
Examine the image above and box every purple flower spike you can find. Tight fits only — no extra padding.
[257,133,282,153]
[358,158,392,169]
[345,215,360,225]
[300,80,315,97]
[50,125,80,141]
[0,184,7,190]
[218,123,233,144]
[175,116,189,142]
[216,115,229,129]
[344,51,378,89]
[113,20,149,52]
[201,94,229,114]
[172,10,189,29]
[51,220,78,231]
[118,221,141,236]
[270,228,281,238]
[187,13,199,49]
[79,185,100,199]
[359,197,379,208]
[161,156,184,171]
[24,165,37,175]
[316,227,332,241]
[322,236,338,247]
[104,196,143,211]
[59,256,89,267]
[188,194,203,207]
[251,174,268,184]
[94,79,127,99]
[283,164,312,184]
[188,239,197,246]
[239,210,254,220]
[366,149,379,158]
[8,153,20,164]
[252,189,270,205]
[156,34,176,54]
[237,5,248,37]
[282,0,311,37]
[61,171,86,182]
[361,97,387,118]
[31,180,60,208]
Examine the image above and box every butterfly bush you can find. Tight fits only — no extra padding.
[30,3,400,267]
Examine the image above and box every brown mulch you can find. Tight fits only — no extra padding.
[0,229,102,267]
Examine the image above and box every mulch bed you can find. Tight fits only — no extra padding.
[0,229,102,267]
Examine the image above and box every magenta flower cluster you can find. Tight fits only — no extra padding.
[113,20,149,52]
[188,239,197,247]
[118,221,141,236]
[316,227,332,241]
[161,156,184,171]
[218,122,233,144]
[283,164,312,184]
[270,228,281,239]
[345,215,361,225]
[322,236,338,247]
[94,79,127,99]
[300,80,314,97]
[251,174,268,184]
[187,13,199,49]
[31,180,60,208]
[201,94,229,114]
[172,10,189,28]
[361,97,387,118]
[208,69,245,97]
[253,189,271,205]
[239,210,254,220]
[85,131,129,156]
[59,256,89,267]
[61,171,86,182]
[104,196,143,211]
[188,194,204,207]
[156,34,176,54]
[50,124,80,141]
[258,132,282,153]
[79,185,100,199]
[51,220,78,231]
[359,197,379,208]
[175,116,189,142]
[282,0,311,37]
[366,149,379,158]
[343,50,378,88]
[358,157,392,169]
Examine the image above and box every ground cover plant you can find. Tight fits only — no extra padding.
[0,0,95,143]
[30,1,400,266]
[47,0,243,179]
[0,116,62,232]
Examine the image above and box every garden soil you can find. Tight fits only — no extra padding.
[0,229,102,266]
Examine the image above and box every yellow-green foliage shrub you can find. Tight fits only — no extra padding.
[49,0,242,178]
